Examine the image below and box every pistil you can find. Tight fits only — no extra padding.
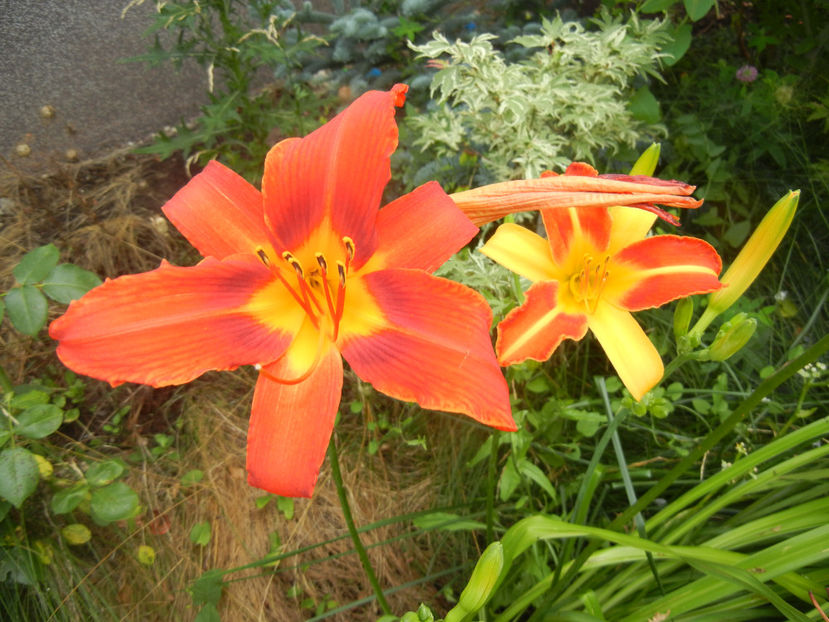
[569,254,610,313]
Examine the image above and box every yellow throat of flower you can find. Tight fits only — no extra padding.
[567,253,610,314]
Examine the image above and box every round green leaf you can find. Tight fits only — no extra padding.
[62,523,92,545]
[684,0,715,21]
[629,86,661,124]
[13,244,60,285]
[90,482,139,525]
[663,23,692,66]
[42,264,102,304]
[0,447,40,508]
[51,484,90,514]
[85,460,125,487]
[15,404,63,439]
[190,520,212,546]
[5,285,48,336]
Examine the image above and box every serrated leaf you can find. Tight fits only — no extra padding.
[85,460,125,487]
[0,447,40,508]
[684,0,715,21]
[5,286,48,336]
[190,569,225,607]
[13,244,60,284]
[14,404,63,439]
[51,484,89,514]
[90,482,139,525]
[42,264,102,303]
[190,520,212,546]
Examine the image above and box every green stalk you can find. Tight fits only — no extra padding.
[328,433,392,615]
[543,333,829,605]
[596,377,664,595]
[486,433,498,544]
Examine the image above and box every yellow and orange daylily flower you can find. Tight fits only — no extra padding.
[49,84,516,498]
[480,163,724,400]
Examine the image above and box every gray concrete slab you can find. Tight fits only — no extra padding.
[1,0,208,172]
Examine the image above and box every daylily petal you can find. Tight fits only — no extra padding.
[588,302,663,401]
[605,235,723,310]
[262,85,408,268]
[362,181,478,273]
[451,175,702,226]
[481,223,560,282]
[495,281,588,366]
[541,207,611,266]
[246,346,343,497]
[339,269,515,431]
[49,257,296,387]
[162,160,269,259]
[607,205,657,254]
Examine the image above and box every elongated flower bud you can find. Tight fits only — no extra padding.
[707,312,757,361]
[692,190,799,337]
[630,143,661,176]
[673,297,694,339]
[445,542,504,622]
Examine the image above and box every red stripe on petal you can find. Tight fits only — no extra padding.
[246,347,343,497]
[496,281,588,366]
[366,181,478,273]
[611,235,722,310]
[542,207,611,265]
[262,88,404,267]
[340,270,515,431]
[162,160,268,259]
[49,257,297,387]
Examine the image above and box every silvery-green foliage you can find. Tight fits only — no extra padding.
[408,10,671,180]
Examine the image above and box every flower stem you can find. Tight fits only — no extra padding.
[596,377,664,596]
[328,433,392,615]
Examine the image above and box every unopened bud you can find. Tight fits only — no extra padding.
[673,297,694,340]
[630,143,661,176]
[446,542,504,622]
[708,313,757,361]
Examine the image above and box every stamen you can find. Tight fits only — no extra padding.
[255,247,270,266]
[314,253,340,341]
[256,329,327,386]
[315,253,328,272]
[342,236,355,261]
[336,262,346,287]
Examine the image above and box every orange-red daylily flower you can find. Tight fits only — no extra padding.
[480,163,723,400]
[49,85,515,497]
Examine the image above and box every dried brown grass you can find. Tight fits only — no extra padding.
[1,152,454,621]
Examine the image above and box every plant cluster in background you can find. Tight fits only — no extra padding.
[406,10,671,184]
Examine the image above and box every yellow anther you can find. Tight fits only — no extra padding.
[342,236,355,261]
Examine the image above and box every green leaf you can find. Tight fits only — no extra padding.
[190,520,212,546]
[0,299,4,325]
[90,482,139,525]
[517,458,557,501]
[85,460,125,487]
[412,512,486,532]
[0,447,40,508]
[194,604,221,622]
[684,0,715,21]
[724,220,752,248]
[640,0,677,12]
[663,23,693,66]
[51,484,90,514]
[276,496,294,520]
[14,404,63,439]
[190,569,225,607]
[181,469,204,486]
[62,523,92,546]
[5,286,48,336]
[13,244,60,284]
[41,264,101,303]
[629,86,661,124]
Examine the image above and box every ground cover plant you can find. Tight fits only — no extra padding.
[2,1,827,621]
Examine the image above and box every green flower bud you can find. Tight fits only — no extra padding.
[630,143,661,176]
[445,542,504,622]
[673,297,694,339]
[708,313,757,361]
